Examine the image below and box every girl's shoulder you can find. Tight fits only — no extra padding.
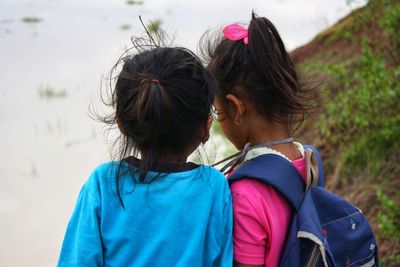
[81,161,125,196]
[197,164,226,178]
[194,164,230,188]
[86,161,120,184]
[187,164,231,201]
[230,178,274,197]
[72,162,134,209]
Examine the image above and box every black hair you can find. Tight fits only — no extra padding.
[99,36,215,206]
[203,11,318,133]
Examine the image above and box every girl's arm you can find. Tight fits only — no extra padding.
[57,181,103,267]
[231,190,267,266]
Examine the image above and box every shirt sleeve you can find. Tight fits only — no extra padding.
[231,190,269,265]
[57,179,103,267]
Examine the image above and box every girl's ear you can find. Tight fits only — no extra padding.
[206,114,212,131]
[226,93,246,124]
[116,116,126,135]
[201,115,212,143]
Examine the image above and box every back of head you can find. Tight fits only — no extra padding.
[205,12,317,132]
[107,41,214,183]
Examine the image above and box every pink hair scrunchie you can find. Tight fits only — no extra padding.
[222,24,248,45]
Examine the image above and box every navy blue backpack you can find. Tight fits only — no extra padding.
[228,145,378,267]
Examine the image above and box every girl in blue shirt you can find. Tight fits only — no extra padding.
[58,38,233,267]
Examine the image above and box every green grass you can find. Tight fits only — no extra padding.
[126,0,143,5]
[38,85,67,99]
[146,19,162,35]
[21,17,42,24]
[314,5,368,46]
[120,24,131,31]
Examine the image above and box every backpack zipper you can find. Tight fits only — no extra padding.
[306,244,321,267]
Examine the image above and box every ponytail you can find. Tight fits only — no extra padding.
[133,78,172,128]
[248,12,298,91]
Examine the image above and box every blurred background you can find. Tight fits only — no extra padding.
[1,0,399,266]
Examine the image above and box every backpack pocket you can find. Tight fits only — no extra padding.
[321,211,378,267]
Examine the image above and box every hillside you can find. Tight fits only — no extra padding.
[292,0,400,265]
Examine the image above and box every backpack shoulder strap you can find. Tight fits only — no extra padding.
[303,144,325,187]
[228,154,305,210]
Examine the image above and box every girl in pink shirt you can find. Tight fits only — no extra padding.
[205,12,318,267]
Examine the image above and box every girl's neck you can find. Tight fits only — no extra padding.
[140,152,189,165]
[246,116,302,160]
[247,118,289,145]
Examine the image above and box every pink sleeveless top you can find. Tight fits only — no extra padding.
[230,156,306,266]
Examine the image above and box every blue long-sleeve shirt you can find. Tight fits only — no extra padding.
[58,160,233,267]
